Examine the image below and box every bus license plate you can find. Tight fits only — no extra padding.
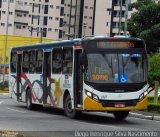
[114,103,125,108]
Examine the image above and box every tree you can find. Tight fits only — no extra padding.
[148,54,160,104]
[128,0,160,53]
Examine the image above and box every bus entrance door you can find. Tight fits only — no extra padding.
[43,50,51,105]
[17,53,22,101]
[74,49,83,108]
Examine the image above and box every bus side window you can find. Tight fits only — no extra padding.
[62,48,73,74]
[22,51,29,73]
[29,50,36,73]
[36,50,43,73]
[10,52,17,73]
[52,48,62,74]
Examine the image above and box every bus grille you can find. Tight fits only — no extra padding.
[99,99,139,107]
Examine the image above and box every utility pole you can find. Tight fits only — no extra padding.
[3,0,10,82]
[124,0,128,36]
[118,0,122,35]
[39,28,43,43]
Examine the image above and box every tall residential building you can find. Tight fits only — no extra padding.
[0,0,136,40]
[0,0,64,40]
[63,0,136,39]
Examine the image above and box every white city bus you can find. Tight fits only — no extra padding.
[9,36,149,120]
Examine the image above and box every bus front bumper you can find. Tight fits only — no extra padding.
[83,97,148,111]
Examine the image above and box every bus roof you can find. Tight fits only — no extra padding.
[11,37,144,52]
[11,39,81,52]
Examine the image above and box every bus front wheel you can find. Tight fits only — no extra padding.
[113,111,129,120]
[64,95,77,118]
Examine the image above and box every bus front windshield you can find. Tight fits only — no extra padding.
[85,53,147,84]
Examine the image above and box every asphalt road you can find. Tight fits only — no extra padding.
[0,94,160,137]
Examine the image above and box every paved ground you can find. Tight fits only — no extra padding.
[0,94,160,137]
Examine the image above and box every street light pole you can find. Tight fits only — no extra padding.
[3,0,10,82]
[118,0,122,35]
[124,0,128,36]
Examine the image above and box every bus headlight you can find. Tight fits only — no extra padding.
[85,90,99,102]
[139,91,148,101]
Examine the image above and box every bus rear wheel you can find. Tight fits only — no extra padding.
[64,95,77,118]
[26,89,34,110]
[113,111,129,120]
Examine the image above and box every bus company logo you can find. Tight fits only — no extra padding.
[101,95,107,100]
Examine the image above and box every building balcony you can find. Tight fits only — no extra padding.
[15,10,29,14]
[113,16,125,22]
[14,22,28,26]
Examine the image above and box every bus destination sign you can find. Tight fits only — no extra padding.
[96,41,135,48]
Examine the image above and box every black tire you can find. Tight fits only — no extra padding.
[26,89,34,110]
[113,111,129,120]
[64,95,77,118]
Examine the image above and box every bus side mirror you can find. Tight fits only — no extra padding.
[79,53,88,68]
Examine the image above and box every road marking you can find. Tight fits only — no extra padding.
[0,101,4,105]
[7,107,25,113]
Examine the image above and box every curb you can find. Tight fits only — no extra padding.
[129,112,160,121]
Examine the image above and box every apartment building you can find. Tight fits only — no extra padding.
[0,0,64,40]
[63,0,136,38]
[0,0,136,40]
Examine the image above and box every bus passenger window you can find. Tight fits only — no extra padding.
[52,49,62,74]
[10,52,17,73]
[22,51,29,73]
[29,50,36,73]
[36,50,43,73]
[62,48,73,74]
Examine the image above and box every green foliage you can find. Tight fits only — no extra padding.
[148,55,160,85]
[147,103,160,113]
[127,0,160,53]
[0,81,9,90]
[148,96,160,104]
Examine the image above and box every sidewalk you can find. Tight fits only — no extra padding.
[129,110,160,121]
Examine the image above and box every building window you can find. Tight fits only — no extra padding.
[106,22,108,26]
[48,28,52,31]
[8,24,12,27]
[24,2,27,5]
[55,17,59,21]
[56,6,60,9]
[89,17,92,19]
[85,6,88,9]
[16,25,21,29]
[55,29,58,32]
[1,23,5,26]
[89,26,92,29]
[61,0,64,4]
[49,17,52,20]
[50,5,53,8]
[90,7,94,10]
[9,12,13,15]
[10,0,13,2]
[16,13,22,17]
[59,18,63,27]
[2,11,6,14]
[84,16,87,19]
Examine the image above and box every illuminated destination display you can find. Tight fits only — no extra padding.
[96,41,135,48]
